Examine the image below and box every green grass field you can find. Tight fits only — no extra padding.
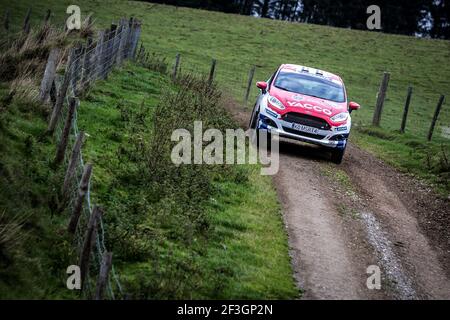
[1,0,448,193]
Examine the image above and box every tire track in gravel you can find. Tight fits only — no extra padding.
[340,144,450,299]
[276,140,450,299]
[274,141,389,299]
[274,142,384,299]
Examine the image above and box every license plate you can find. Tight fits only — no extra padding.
[291,123,319,134]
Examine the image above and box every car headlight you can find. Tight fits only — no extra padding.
[330,112,349,122]
[268,95,285,110]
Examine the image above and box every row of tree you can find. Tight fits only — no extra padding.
[145,0,450,39]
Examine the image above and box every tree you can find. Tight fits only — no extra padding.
[429,0,450,38]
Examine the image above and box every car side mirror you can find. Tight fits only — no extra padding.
[349,101,360,113]
[256,81,268,92]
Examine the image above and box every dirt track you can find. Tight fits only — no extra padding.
[225,98,450,300]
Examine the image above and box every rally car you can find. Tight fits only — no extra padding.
[249,64,360,164]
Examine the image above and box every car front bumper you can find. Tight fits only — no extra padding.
[258,106,350,150]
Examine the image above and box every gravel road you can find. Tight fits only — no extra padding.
[225,97,450,299]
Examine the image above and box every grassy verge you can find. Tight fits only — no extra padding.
[0,84,78,299]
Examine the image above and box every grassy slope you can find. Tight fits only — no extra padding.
[3,0,447,192]
[0,85,79,299]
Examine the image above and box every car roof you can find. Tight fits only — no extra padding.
[278,64,343,85]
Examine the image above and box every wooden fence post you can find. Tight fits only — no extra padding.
[79,205,102,290]
[95,252,113,300]
[124,17,134,59]
[244,66,256,104]
[44,9,51,25]
[22,7,31,34]
[49,80,57,106]
[131,21,141,59]
[100,29,110,79]
[93,31,104,80]
[105,24,117,75]
[116,18,128,65]
[372,72,390,126]
[71,45,83,96]
[172,53,181,82]
[3,9,9,31]
[114,23,122,64]
[116,19,127,65]
[48,48,76,134]
[400,86,413,133]
[136,42,144,63]
[427,95,445,141]
[108,25,117,72]
[68,163,93,233]
[54,97,78,166]
[208,59,217,86]
[62,131,85,197]
[39,48,60,102]
[116,23,125,66]
[111,23,121,67]
[81,37,93,91]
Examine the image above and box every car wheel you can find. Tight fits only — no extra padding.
[249,104,259,130]
[249,104,259,146]
[331,146,346,164]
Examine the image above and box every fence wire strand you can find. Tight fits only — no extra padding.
[50,18,141,300]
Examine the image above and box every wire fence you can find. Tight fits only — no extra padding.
[134,45,274,111]
[134,41,448,143]
[40,16,141,300]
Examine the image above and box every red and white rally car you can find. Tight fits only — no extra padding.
[249,64,360,164]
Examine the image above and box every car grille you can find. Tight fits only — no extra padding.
[282,112,331,130]
[282,126,326,140]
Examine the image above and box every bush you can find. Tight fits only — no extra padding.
[96,74,248,297]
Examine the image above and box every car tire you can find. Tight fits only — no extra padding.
[248,104,272,149]
[249,104,259,130]
[331,147,346,164]
[249,104,259,146]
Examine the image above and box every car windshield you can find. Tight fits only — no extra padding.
[274,71,345,103]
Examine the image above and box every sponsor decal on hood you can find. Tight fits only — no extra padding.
[267,86,347,119]
[285,100,332,116]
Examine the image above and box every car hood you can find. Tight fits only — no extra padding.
[268,86,348,123]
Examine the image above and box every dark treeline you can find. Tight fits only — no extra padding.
[145,0,450,39]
